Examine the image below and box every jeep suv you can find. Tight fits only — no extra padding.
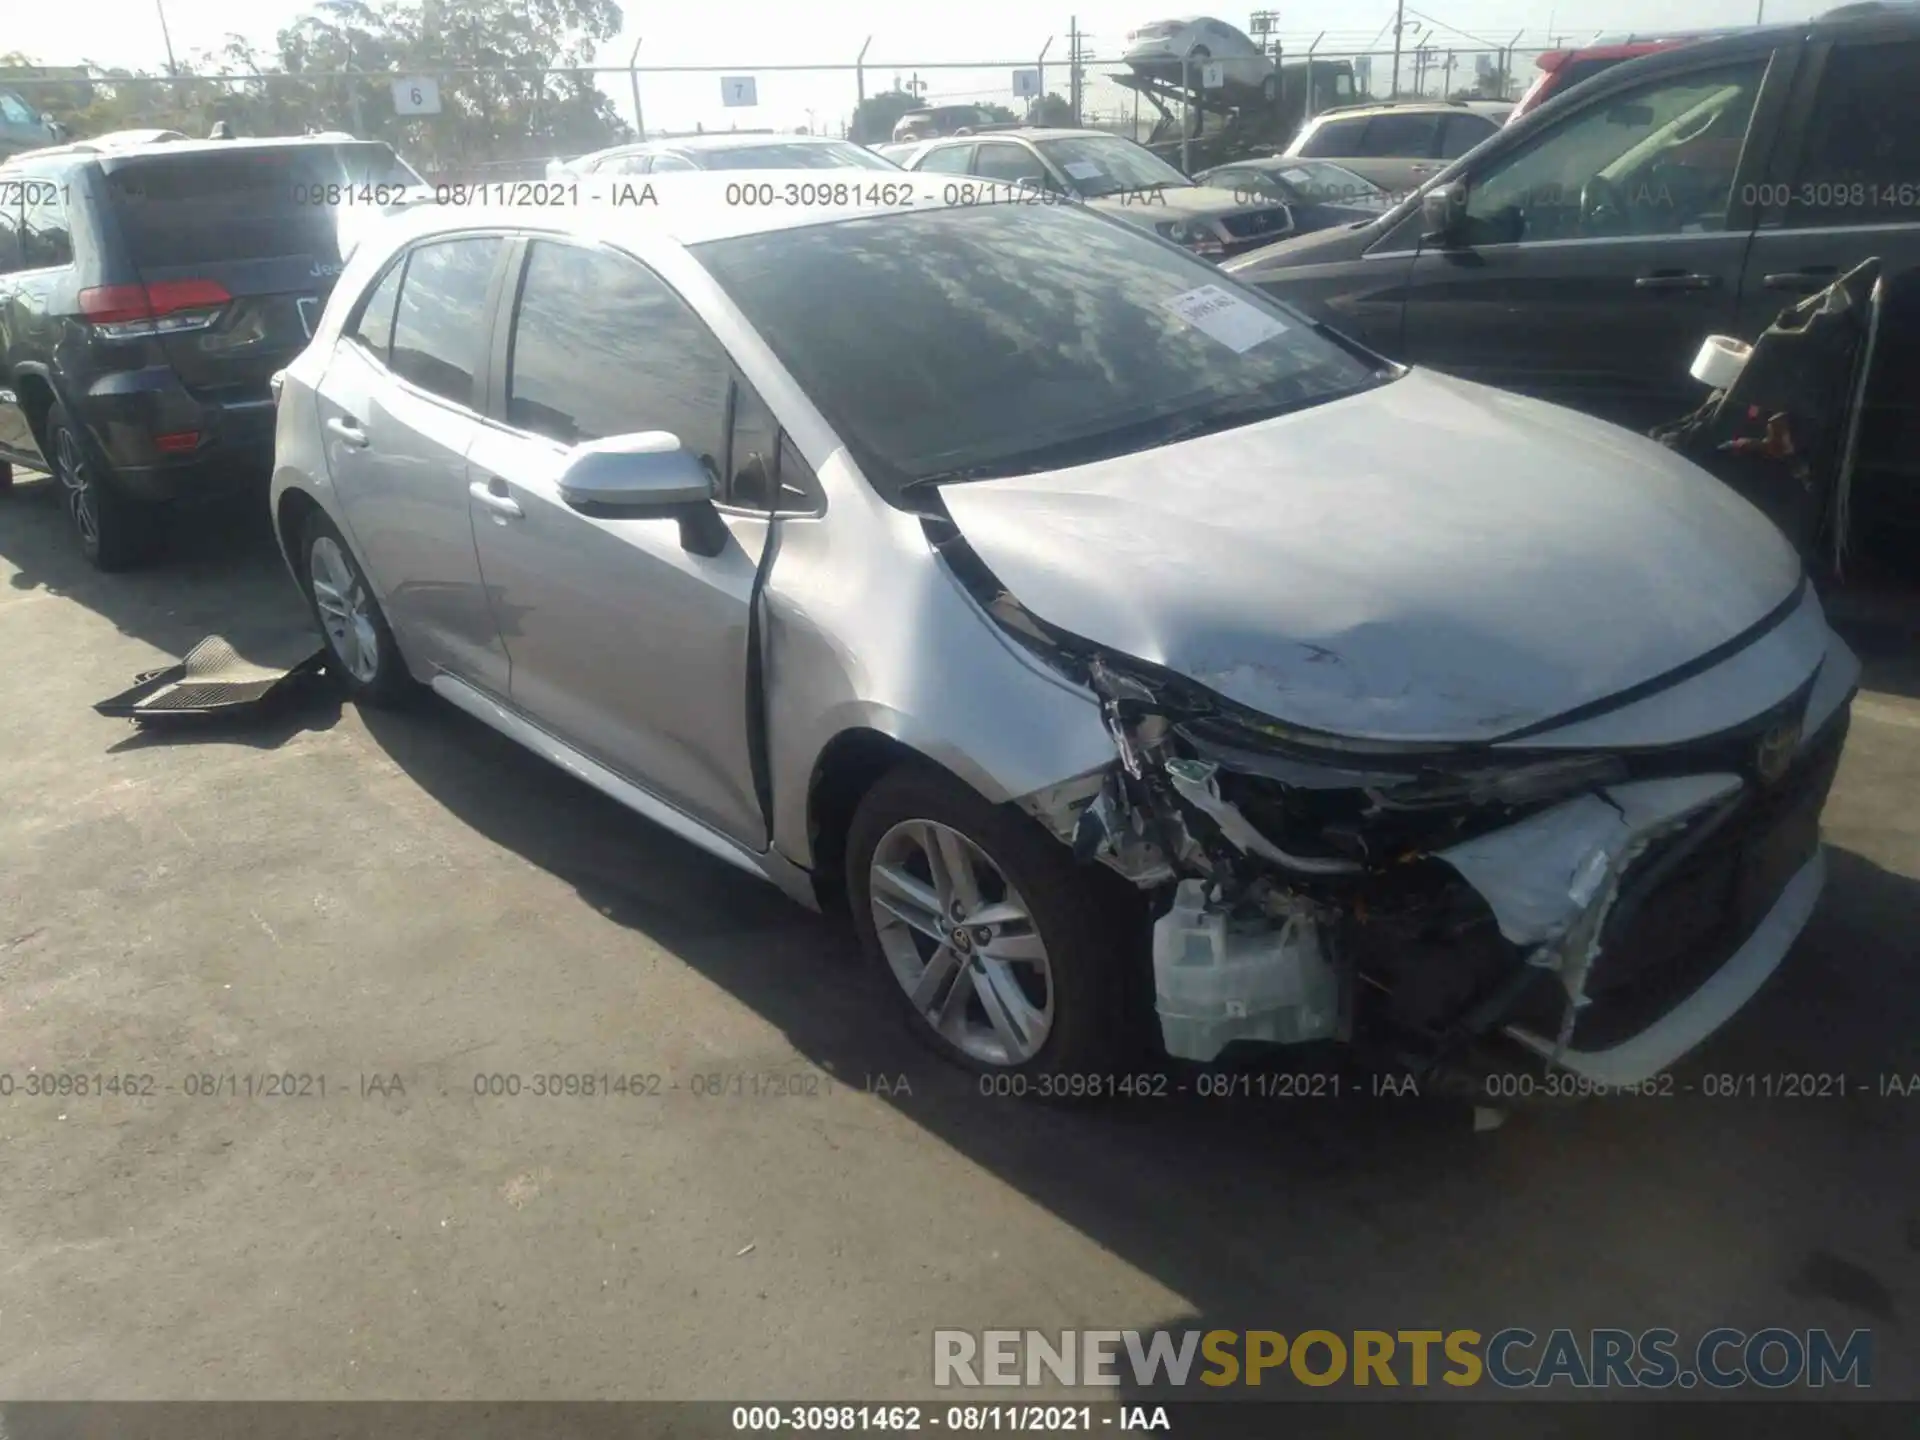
[0,134,420,568]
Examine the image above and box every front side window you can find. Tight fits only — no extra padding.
[973,143,1051,187]
[694,205,1386,505]
[648,154,696,172]
[1035,135,1191,197]
[389,236,504,407]
[1438,113,1496,159]
[1462,59,1767,244]
[725,379,818,513]
[505,240,729,476]
[0,94,36,125]
[1782,41,1920,228]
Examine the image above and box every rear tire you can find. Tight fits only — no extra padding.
[48,403,159,571]
[847,763,1148,1085]
[296,509,414,707]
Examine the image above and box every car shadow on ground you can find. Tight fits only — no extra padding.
[0,468,312,665]
[357,694,1920,1395]
[9,462,1920,1391]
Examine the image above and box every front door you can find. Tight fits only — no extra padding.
[466,238,766,848]
[314,234,512,691]
[1400,55,1779,434]
[1735,34,1920,497]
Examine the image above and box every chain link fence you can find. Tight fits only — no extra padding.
[3,44,1558,180]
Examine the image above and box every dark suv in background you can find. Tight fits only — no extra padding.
[0,133,420,569]
[1224,5,1920,531]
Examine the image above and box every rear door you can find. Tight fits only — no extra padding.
[314,233,513,692]
[1735,31,1920,497]
[97,143,418,406]
[1399,50,1791,434]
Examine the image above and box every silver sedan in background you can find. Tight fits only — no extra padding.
[270,176,1856,1093]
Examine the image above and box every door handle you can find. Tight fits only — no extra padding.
[1762,267,1838,293]
[1634,271,1720,291]
[325,415,369,448]
[469,477,523,520]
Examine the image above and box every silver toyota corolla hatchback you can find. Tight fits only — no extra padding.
[270,175,1858,1093]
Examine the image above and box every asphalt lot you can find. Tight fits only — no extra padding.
[2,469,1918,1403]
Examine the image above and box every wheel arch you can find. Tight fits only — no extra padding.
[803,725,1007,913]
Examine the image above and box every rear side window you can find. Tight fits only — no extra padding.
[21,179,72,269]
[347,259,405,362]
[102,143,416,269]
[916,145,975,174]
[505,240,730,472]
[1782,41,1920,228]
[1360,113,1440,157]
[389,237,503,407]
[1296,118,1366,156]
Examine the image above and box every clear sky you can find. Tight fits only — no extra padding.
[12,0,1814,136]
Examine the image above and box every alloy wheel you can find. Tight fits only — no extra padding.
[54,428,97,549]
[308,535,380,684]
[868,818,1055,1066]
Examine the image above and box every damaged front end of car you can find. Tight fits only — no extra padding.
[944,529,1851,1089]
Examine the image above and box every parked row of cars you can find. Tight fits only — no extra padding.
[0,11,1894,1097]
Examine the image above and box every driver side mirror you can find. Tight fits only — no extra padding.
[558,431,729,557]
[1421,180,1469,246]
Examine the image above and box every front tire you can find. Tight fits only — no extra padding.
[48,403,158,571]
[847,764,1144,1080]
[297,509,414,706]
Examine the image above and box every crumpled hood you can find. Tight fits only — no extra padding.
[938,369,1805,743]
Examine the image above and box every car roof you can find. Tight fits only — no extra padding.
[3,131,385,168]
[371,173,1028,251]
[1305,100,1496,122]
[652,132,854,152]
[917,128,1124,145]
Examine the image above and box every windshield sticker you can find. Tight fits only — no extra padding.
[1279,167,1313,186]
[1064,160,1106,181]
[1163,284,1290,354]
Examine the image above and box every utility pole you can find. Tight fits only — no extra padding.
[1069,17,1094,126]
[155,0,179,74]
[628,36,644,138]
[1390,0,1405,97]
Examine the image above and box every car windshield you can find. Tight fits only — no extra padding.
[700,141,897,170]
[1036,135,1194,197]
[694,204,1388,502]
